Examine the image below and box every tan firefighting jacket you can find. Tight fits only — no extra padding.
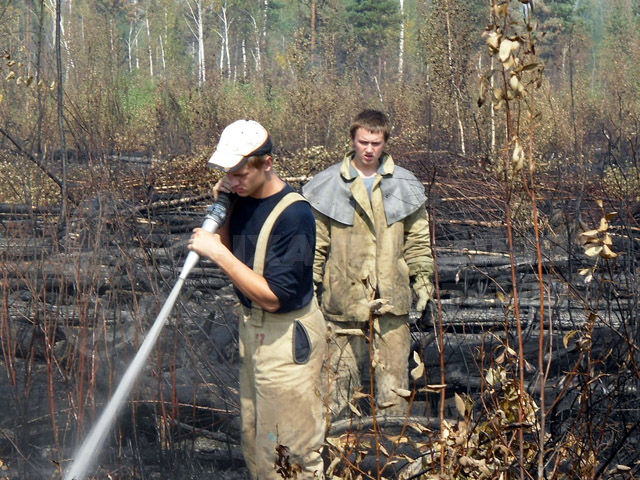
[302,152,434,324]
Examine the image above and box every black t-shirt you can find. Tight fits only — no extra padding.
[228,184,316,313]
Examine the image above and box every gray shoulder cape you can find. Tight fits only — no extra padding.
[302,162,426,226]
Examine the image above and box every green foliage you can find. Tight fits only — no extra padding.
[341,0,400,76]
[198,80,272,136]
[345,0,399,50]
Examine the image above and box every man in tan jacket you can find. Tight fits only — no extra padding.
[302,109,434,420]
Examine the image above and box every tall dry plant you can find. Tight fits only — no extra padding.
[479,1,547,478]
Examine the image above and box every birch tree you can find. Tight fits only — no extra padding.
[260,0,268,71]
[236,0,265,79]
[45,0,75,72]
[55,0,68,220]
[311,0,317,65]
[246,11,262,73]
[443,0,465,155]
[146,15,153,76]
[398,0,404,77]
[127,20,141,71]
[215,0,232,78]
[184,0,207,85]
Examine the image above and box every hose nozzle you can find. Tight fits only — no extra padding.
[179,192,232,279]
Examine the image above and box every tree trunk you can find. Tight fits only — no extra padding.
[35,0,45,157]
[127,22,134,71]
[249,14,261,73]
[311,0,316,66]
[443,0,466,156]
[241,38,247,79]
[259,0,268,75]
[197,0,205,84]
[159,34,166,73]
[184,0,206,85]
[146,16,153,77]
[216,1,232,78]
[55,0,68,222]
[398,0,404,77]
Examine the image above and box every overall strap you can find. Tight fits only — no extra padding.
[253,191,306,275]
[248,192,306,326]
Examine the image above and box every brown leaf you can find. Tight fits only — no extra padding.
[392,388,412,399]
[600,244,618,259]
[485,32,500,51]
[454,393,467,417]
[509,75,520,91]
[348,401,362,417]
[499,39,517,62]
[597,217,609,232]
[584,245,603,257]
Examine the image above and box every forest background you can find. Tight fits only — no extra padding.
[1,0,640,479]
[3,0,638,200]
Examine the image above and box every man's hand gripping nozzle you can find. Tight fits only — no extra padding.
[180,192,232,280]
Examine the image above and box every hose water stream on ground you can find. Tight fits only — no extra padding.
[63,194,231,480]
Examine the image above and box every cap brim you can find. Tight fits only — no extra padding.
[207,150,245,171]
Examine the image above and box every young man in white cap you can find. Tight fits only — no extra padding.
[188,119,326,479]
[302,110,434,421]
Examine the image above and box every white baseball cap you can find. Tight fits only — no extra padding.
[208,120,272,171]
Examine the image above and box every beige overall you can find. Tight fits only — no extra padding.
[239,192,327,479]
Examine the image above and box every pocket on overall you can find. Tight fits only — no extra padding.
[293,320,311,364]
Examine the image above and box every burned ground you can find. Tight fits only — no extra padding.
[1,160,639,479]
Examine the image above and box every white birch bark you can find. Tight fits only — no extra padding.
[127,22,142,71]
[218,1,231,79]
[128,23,134,71]
[242,38,247,79]
[132,0,140,70]
[444,0,466,155]
[398,0,404,77]
[219,32,225,73]
[45,0,74,72]
[135,30,140,69]
[197,1,205,83]
[311,0,316,65]
[247,13,262,72]
[159,34,166,73]
[260,0,268,72]
[184,0,206,85]
[146,16,153,77]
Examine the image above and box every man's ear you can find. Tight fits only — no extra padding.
[263,154,274,172]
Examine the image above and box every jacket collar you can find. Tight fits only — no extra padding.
[339,152,394,180]
[302,151,425,226]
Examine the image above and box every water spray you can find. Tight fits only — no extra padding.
[63,193,232,480]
